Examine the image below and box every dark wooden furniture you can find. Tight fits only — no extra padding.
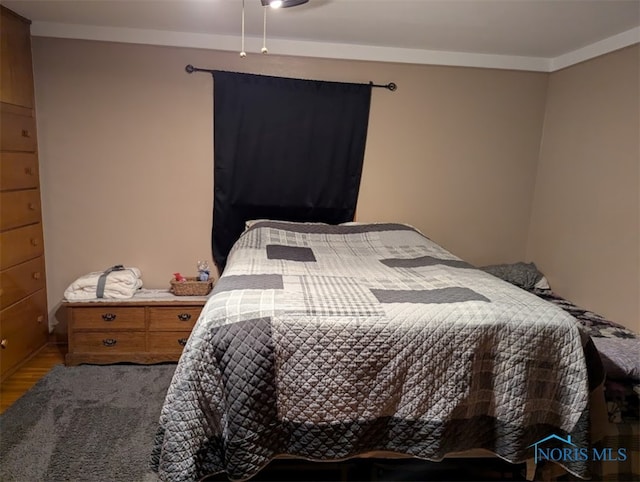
[0,5,49,381]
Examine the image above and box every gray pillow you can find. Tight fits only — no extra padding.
[480,262,543,291]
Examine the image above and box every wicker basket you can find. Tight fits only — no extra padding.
[170,277,213,296]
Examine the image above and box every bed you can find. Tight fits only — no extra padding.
[151,221,604,481]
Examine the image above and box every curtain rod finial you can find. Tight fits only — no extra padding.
[185,64,195,74]
[369,80,397,91]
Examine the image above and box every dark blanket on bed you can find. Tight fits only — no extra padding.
[530,289,639,420]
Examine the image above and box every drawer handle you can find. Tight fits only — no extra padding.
[102,338,117,347]
[25,167,34,175]
[177,313,192,321]
[32,271,41,280]
[102,313,117,321]
[28,202,36,211]
[36,315,44,323]
[30,238,39,246]
[21,129,31,138]
[0,339,6,349]
[178,338,188,346]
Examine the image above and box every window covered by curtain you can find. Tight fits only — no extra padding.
[212,71,372,271]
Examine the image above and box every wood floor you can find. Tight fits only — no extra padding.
[0,343,66,414]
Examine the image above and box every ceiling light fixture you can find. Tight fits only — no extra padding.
[260,0,309,8]
[241,0,308,58]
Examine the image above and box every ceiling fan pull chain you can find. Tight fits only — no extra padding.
[240,0,247,58]
[262,5,269,54]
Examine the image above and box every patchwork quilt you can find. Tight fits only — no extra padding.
[151,222,600,481]
[532,288,639,384]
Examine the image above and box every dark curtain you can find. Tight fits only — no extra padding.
[212,71,372,271]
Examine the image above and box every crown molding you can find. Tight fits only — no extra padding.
[550,26,640,71]
[30,21,639,73]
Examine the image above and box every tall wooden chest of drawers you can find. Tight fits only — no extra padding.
[63,290,210,365]
[0,6,49,381]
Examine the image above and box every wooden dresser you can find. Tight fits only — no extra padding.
[0,6,49,381]
[64,290,210,365]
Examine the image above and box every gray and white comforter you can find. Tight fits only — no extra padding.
[151,221,599,481]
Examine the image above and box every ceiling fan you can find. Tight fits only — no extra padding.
[239,0,310,57]
[260,0,309,7]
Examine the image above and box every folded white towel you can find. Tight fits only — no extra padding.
[64,267,143,301]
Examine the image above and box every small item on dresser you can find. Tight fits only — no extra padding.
[64,265,143,301]
[170,276,213,296]
[173,272,186,282]
[197,260,210,281]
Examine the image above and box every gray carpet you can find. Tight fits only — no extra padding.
[0,363,176,482]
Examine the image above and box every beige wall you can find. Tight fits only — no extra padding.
[527,45,640,332]
[32,38,550,333]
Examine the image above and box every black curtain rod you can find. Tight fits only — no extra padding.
[185,64,397,91]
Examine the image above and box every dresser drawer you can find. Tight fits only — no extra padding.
[0,189,41,230]
[0,223,44,270]
[148,306,201,331]
[0,152,39,191]
[0,256,45,310]
[72,332,146,353]
[148,332,190,353]
[71,307,145,330]
[0,289,48,379]
[0,110,36,152]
